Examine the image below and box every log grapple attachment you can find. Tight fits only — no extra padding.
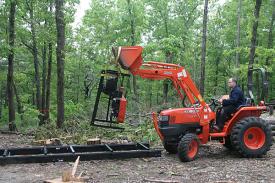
[91,70,129,129]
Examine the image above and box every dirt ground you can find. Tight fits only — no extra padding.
[0,133,274,183]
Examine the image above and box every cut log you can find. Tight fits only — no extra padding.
[43,156,88,183]
[62,170,73,182]
[33,138,62,146]
[44,177,84,183]
[87,138,101,145]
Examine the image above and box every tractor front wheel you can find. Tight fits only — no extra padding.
[231,117,273,158]
[163,141,178,154]
[177,133,199,162]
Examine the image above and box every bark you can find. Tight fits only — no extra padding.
[266,0,275,65]
[28,0,41,111]
[214,56,220,95]
[32,84,35,106]
[45,42,52,121]
[163,52,173,103]
[247,0,262,93]
[149,83,152,108]
[13,80,23,120]
[126,0,139,102]
[40,42,47,125]
[235,0,242,68]
[0,87,3,120]
[45,4,53,122]
[199,0,208,97]
[163,5,170,103]
[76,49,81,103]
[163,81,168,103]
[55,0,65,128]
[84,74,92,99]
[7,0,17,131]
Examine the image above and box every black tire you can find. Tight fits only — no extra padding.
[163,141,178,154]
[177,133,199,162]
[230,117,273,158]
[222,136,233,150]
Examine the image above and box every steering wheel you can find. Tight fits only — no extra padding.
[209,98,220,111]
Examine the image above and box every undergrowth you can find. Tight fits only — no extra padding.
[32,118,161,146]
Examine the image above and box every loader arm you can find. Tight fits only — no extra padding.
[117,46,213,126]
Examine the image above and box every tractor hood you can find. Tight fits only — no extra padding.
[160,107,202,124]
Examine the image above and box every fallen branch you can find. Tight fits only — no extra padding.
[0,130,20,135]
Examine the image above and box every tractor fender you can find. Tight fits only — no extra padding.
[224,106,266,136]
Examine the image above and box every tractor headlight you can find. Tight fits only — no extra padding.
[159,115,169,122]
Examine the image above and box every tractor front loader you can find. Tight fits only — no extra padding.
[92,46,274,162]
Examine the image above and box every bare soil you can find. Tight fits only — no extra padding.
[0,133,274,183]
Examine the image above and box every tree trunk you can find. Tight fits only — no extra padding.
[236,0,242,68]
[40,42,47,125]
[163,80,168,104]
[55,0,65,128]
[163,52,173,103]
[199,0,208,97]
[7,0,17,131]
[45,42,52,121]
[163,10,170,104]
[28,1,41,112]
[13,80,23,121]
[266,0,274,65]
[76,49,81,103]
[149,83,152,108]
[0,87,3,120]
[247,0,262,93]
[45,3,53,122]
[126,0,139,102]
[214,56,220,95]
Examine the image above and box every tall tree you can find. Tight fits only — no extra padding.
[40,42,47,124]
[266,0,274,66]
[7,0,17,131]
[199,0,208,96]
[13,80,23,120]
[27,0,41,112]
[55,0,65,128]
[45,3,54,122]
[45,42,52,121]
[126,0,139,102]
[235,0,242,68]
[247,0,262,95]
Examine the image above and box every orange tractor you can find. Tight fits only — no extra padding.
[92,46,274,162]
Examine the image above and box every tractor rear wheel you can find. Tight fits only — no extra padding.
[231,117,273,157]
[163,141,178,154]
[177,133,199,162]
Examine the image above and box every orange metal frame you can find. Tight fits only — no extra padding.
[131,61,217,143]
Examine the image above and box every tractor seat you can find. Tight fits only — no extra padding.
[237,98,252,110]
